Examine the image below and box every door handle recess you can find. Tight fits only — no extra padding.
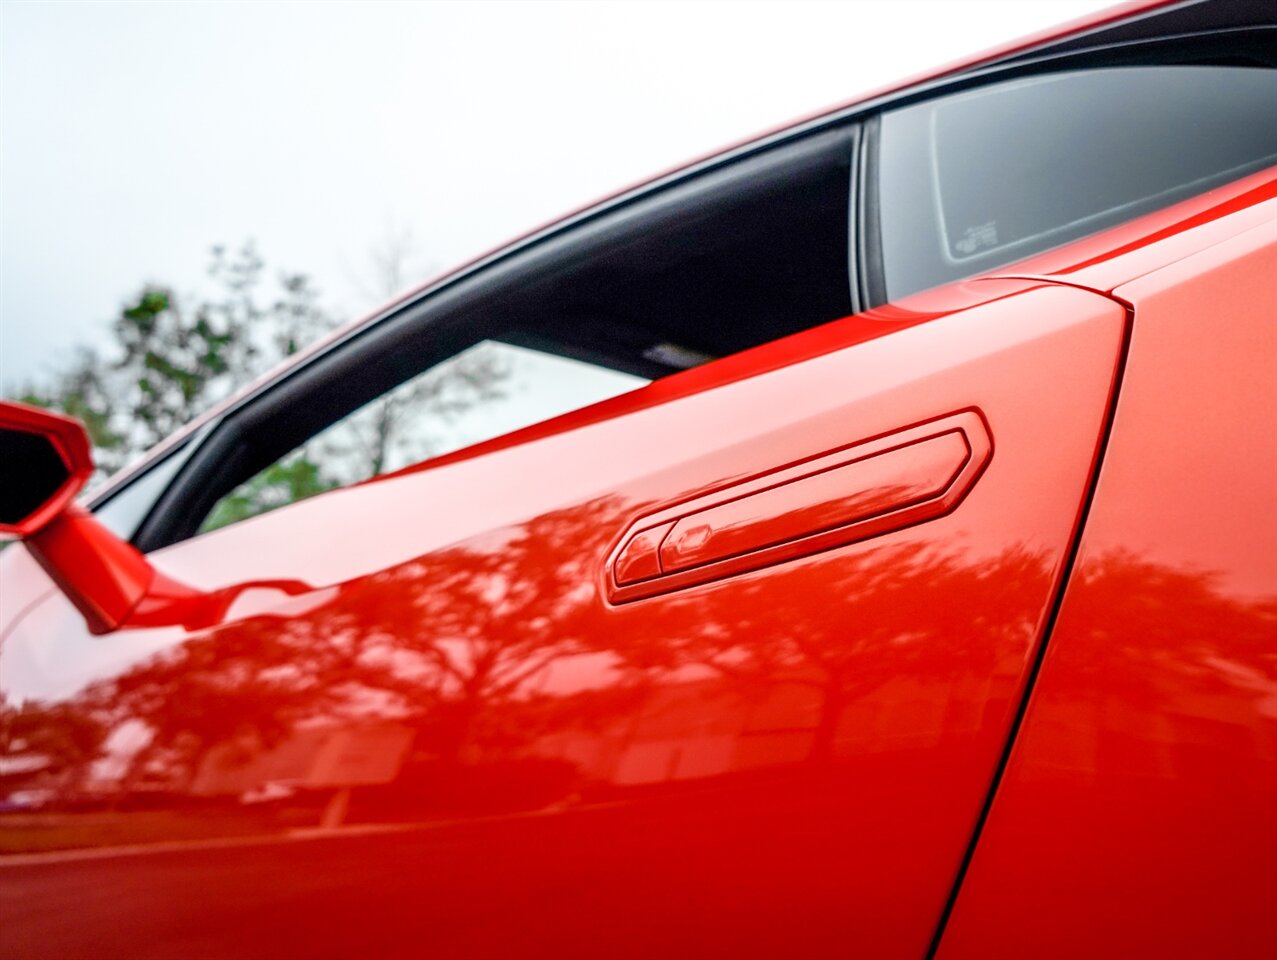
[607,410,991,603]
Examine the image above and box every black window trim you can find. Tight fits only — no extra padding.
[855,114,885,311]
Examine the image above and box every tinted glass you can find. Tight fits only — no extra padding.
[198,342,645,534]
[878,65,1277,300]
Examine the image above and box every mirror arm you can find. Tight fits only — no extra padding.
[25,504,200,635]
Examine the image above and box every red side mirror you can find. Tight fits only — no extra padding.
[0,401,95,537]
[0,400,191,634]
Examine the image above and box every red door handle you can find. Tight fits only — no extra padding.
[608,410,991,602]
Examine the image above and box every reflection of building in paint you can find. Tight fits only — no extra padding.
[528,674,996,785]
[190,723,414,797]
[529,680,818,784]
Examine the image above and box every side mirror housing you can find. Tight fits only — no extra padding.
[0,401,167,634]
[0,401,94,537]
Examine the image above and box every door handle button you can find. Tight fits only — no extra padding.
[613,521,675,586]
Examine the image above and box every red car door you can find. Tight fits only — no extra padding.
[0,278,1124,958]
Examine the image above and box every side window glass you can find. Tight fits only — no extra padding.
[160,126,855,544]
[200,342,645,533]
[876,64,1277,300]
[93,430,204,539]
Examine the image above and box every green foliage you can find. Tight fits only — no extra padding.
[115,284,237,449]
[200,455,339,533]
[9,237,508,530]
[12,241,333,482]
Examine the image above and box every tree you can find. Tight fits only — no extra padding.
[14,241,332,478]
[314,225,508,483]
[11,237,510,526]
[112,286,236,449]
[201,458,339,532]
[197,229,510,531]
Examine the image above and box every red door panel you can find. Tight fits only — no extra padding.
[936,224,1277,957]
[1,283,1123,959]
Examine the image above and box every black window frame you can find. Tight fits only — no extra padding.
[126,124,861,552]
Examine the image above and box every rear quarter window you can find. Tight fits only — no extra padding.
[877,64,1277,300]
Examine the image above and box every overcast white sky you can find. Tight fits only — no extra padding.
[0,0,1113,392]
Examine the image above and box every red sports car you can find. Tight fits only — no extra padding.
[2,2,1274,956]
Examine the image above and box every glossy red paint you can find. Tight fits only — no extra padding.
[1,283,1124,958]
[936,221,1277,957]
[0,402,93,538]
[2,5,1272,957]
